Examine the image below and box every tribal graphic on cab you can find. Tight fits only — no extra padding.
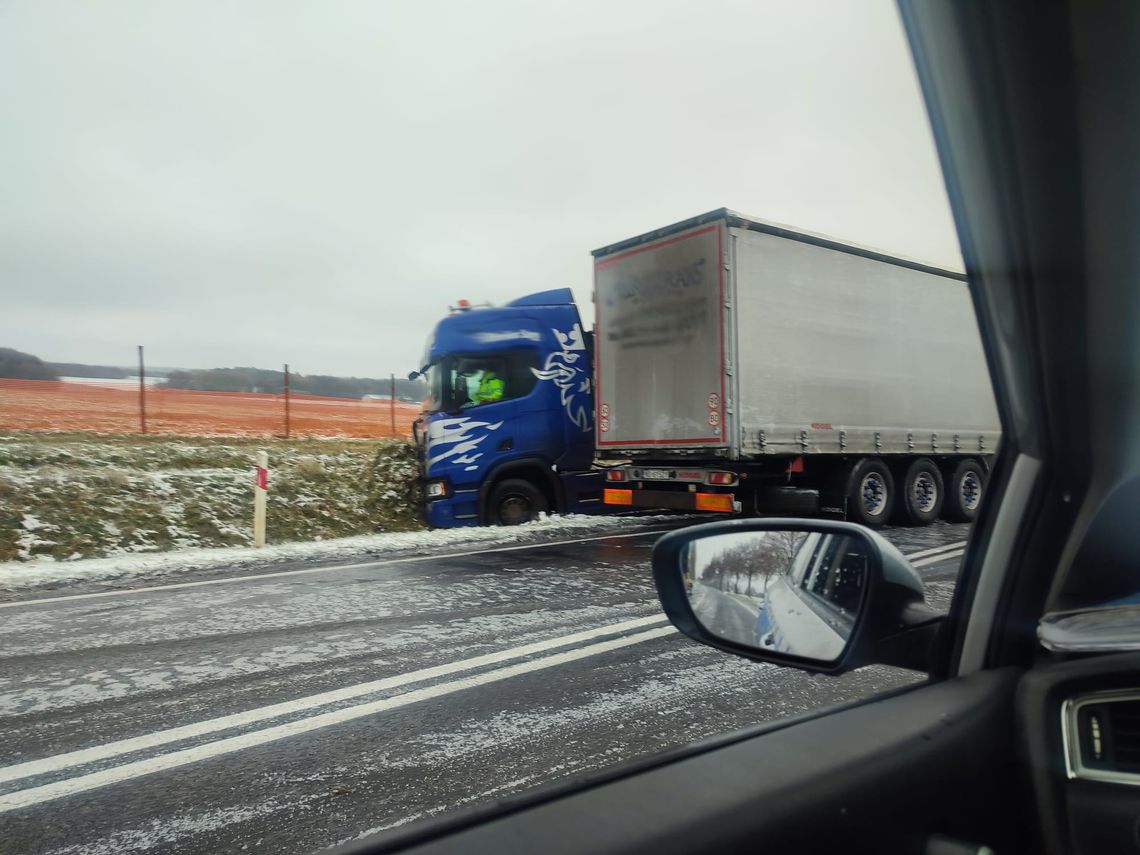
[532,324,592,433]
[426,416,504,472]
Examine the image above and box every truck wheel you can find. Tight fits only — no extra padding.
[834,459,895,528]
[895,458,944,526]
[942,459,986,523]
[487,479,548,526]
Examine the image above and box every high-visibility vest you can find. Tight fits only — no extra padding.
[475,373,504,403]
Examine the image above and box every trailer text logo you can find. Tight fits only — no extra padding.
[605,257,706,307]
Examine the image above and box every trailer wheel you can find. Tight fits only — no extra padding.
[895,458,944,526]
[942,459,986,523]
[487,478,548,526]
[833,459,895,528]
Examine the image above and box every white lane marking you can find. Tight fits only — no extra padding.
[904,540,969,561]
[0,529,671,610]
[0,613,667,787]
[0,626,676,813]
[911,549,965,568]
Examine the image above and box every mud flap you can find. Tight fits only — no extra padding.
[816,491,848,520]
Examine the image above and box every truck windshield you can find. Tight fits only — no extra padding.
[422,351,539,414]
[423,363,445,413]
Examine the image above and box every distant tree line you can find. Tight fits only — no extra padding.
[46,361,131,379]
[0,348,57,380]
[699,531,803,596]
[0,348,144,380]
[162,367,427,401]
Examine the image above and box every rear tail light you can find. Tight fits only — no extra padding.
[605,470,627,482]
[707,471,737,485]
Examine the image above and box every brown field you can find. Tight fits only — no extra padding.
[0,379,419,438]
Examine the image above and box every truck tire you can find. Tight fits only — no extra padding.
[487,478,548,526]
[895,458,944,526]
[942,458,986,523]
[833,459,895,528]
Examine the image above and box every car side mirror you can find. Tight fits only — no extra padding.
[652,519,943,675]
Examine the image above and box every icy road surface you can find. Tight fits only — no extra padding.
[0,514,688,596]
[0,519,969,854]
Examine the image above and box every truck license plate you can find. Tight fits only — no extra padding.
[641,469,672,480]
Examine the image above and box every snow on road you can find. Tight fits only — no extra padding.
[0,513,680,595]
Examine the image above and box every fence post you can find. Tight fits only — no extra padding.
[390,373,396,436]
[138,345,147,434]
[283,363,291,439]
[253,450,268,547]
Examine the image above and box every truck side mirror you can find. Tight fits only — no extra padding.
[408,371,421,381]
[652,519,943,675]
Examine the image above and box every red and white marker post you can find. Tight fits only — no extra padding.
[253,450,268,547]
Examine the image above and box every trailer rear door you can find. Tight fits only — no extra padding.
[594,222,728,451]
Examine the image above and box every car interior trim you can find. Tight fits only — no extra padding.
[1062,689,1140,786]
[957,452,1040,675]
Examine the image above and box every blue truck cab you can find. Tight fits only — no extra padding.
[411,288,604,527]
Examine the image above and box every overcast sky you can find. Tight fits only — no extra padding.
[0,1,961,377]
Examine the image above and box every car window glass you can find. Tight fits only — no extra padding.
[788,532,820,585]
[429,350,539,411]
[0,3,999,851]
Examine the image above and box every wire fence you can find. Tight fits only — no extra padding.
[0,378,418,439]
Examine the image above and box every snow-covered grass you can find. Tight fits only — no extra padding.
[0,513,674,594]
[0,432,421,563]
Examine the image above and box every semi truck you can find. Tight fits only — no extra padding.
[593,209,1001,528]
[410,289,605,527]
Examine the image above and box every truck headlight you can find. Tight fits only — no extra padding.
[425,480,448,500]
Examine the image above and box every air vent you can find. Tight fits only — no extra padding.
[1064,692,1140,785]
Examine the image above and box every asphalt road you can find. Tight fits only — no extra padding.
[691,584,767,644]
[0,520,971,854]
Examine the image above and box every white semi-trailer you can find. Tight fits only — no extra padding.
[593,209,1000,527]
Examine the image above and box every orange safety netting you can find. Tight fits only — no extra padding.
[0,379,419,439]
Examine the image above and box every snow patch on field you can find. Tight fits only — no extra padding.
[0,432,422,563]
[0,513,676,594]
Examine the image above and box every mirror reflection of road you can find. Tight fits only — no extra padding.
[0,519,971,854]
[690,583,765,646]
